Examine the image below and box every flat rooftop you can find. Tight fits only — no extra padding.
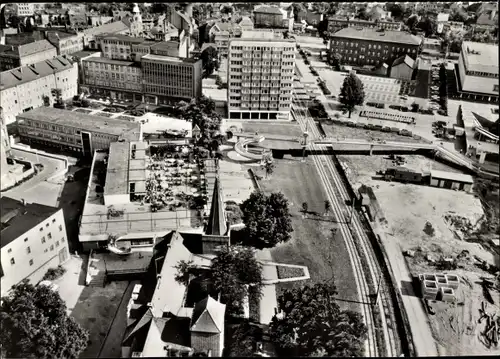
[332,27,422,45]
[105,141,147,196]
[17,107,141,141]
[83,57,138,67]
[462,41,498,74]
[1,197,59,248]
[430,170,474,184]
[141,54,199,63]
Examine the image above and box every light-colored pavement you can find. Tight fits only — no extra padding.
[255,249,279,325]
[374,225,439,357]
[52,255,87,315]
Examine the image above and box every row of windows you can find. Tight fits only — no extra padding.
[85,61,140,73]
[231,46,295,51]
[465,70,499,79]
[333,40,416,53]
[9,239,64,266]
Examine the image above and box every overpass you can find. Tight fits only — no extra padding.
[233,131,494,176]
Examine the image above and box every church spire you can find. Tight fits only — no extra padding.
[205,177,227,236]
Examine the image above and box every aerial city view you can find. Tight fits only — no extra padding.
[0,1,499,358]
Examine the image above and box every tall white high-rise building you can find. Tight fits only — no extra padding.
[227,31,296,121]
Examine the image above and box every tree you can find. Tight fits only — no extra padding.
[417,17,437,37]
[226,319,264,356]
[292,3,306,21]
[240,191,293,249]
[386,3,404,20]
[0,281,89,359]
[339,72,365,118]
[174,259,195,286]
[406,14,419,31]
[311,2,329,14]
[269,283,367,357]
[324,200,331,216]
[356,6,369,21]
[220,5,234,15]
[301,202,309,215]
[262,153,275,179]
[150,3,172,14]
[210,246,263,316]
[200,46,220,78]
[177,96,221,149]
[330,52,342,71]
[317,18,329,41]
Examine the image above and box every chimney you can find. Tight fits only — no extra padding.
[21,199,26,206]
[490,10,497,20]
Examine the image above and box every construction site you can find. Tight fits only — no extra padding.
[337,153,500,355]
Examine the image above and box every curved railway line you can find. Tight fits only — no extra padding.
[292,100,401,357]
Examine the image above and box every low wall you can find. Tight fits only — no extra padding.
[11,144,69,169]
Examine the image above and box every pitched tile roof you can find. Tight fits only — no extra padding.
[0,56,74,91]
[254,6,284,15]
[205,178,227,236]
[82,20,130,37]
[150,232,193,317]
[122,309,154,347]
[392,54,415,68]
[18,40,56,56]
[190,296,226,334]
[332,27,422,45]
[1,197,60,248]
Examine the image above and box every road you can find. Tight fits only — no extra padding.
[293,100,399,357]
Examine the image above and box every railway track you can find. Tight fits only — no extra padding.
[292,100,400,357]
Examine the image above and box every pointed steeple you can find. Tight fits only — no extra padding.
[205,177,227,236]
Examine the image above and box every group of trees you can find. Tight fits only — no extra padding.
[1,281,89,359]
[240,191,293,249]
[200,46,220,78]
[176,96,222,152]
[270,283,367,357]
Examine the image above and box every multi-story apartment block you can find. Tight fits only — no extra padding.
[141,54,202,105]
[0,107,11,190]
[0,55,78,125]
[456,42,499,102]
[330,28,422,67]
[16,107,142,156]
[46,31,84,56]
[1,197,70,297]
[227,31,296,121]
[14,3,34,17]
[0,40,57,71]
[81,56,143,102]
[328,17,402,33]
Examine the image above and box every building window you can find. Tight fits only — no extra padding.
[48,233,52,239]
[29,259,34,266]
[44,249,48,253]
[10,258,15,265]
[61,237,65,242]
[52,218,56,223]
[41,236,46,244]
[24,237,28,242]
[494,84,499,92]
[50,245,54,251]
[56,241,60,247]
[59,225,63,231]
[7,248,12,253]
[40,227,43,231]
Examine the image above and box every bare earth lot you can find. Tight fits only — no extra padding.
[338,154,499,356]
[255,158,360,312]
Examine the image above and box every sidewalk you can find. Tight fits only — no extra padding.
[374,225,439,357]
[255,249,279,325]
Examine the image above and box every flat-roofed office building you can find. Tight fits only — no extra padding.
[227,31,296,120]
[16,107,142,156]
[140,54,202,105]
[456,42,499,103]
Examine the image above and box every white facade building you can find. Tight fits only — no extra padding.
[458,42,499,98]
[1,197,70,297]
[0,55,78,125]
[227,31,296,121]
